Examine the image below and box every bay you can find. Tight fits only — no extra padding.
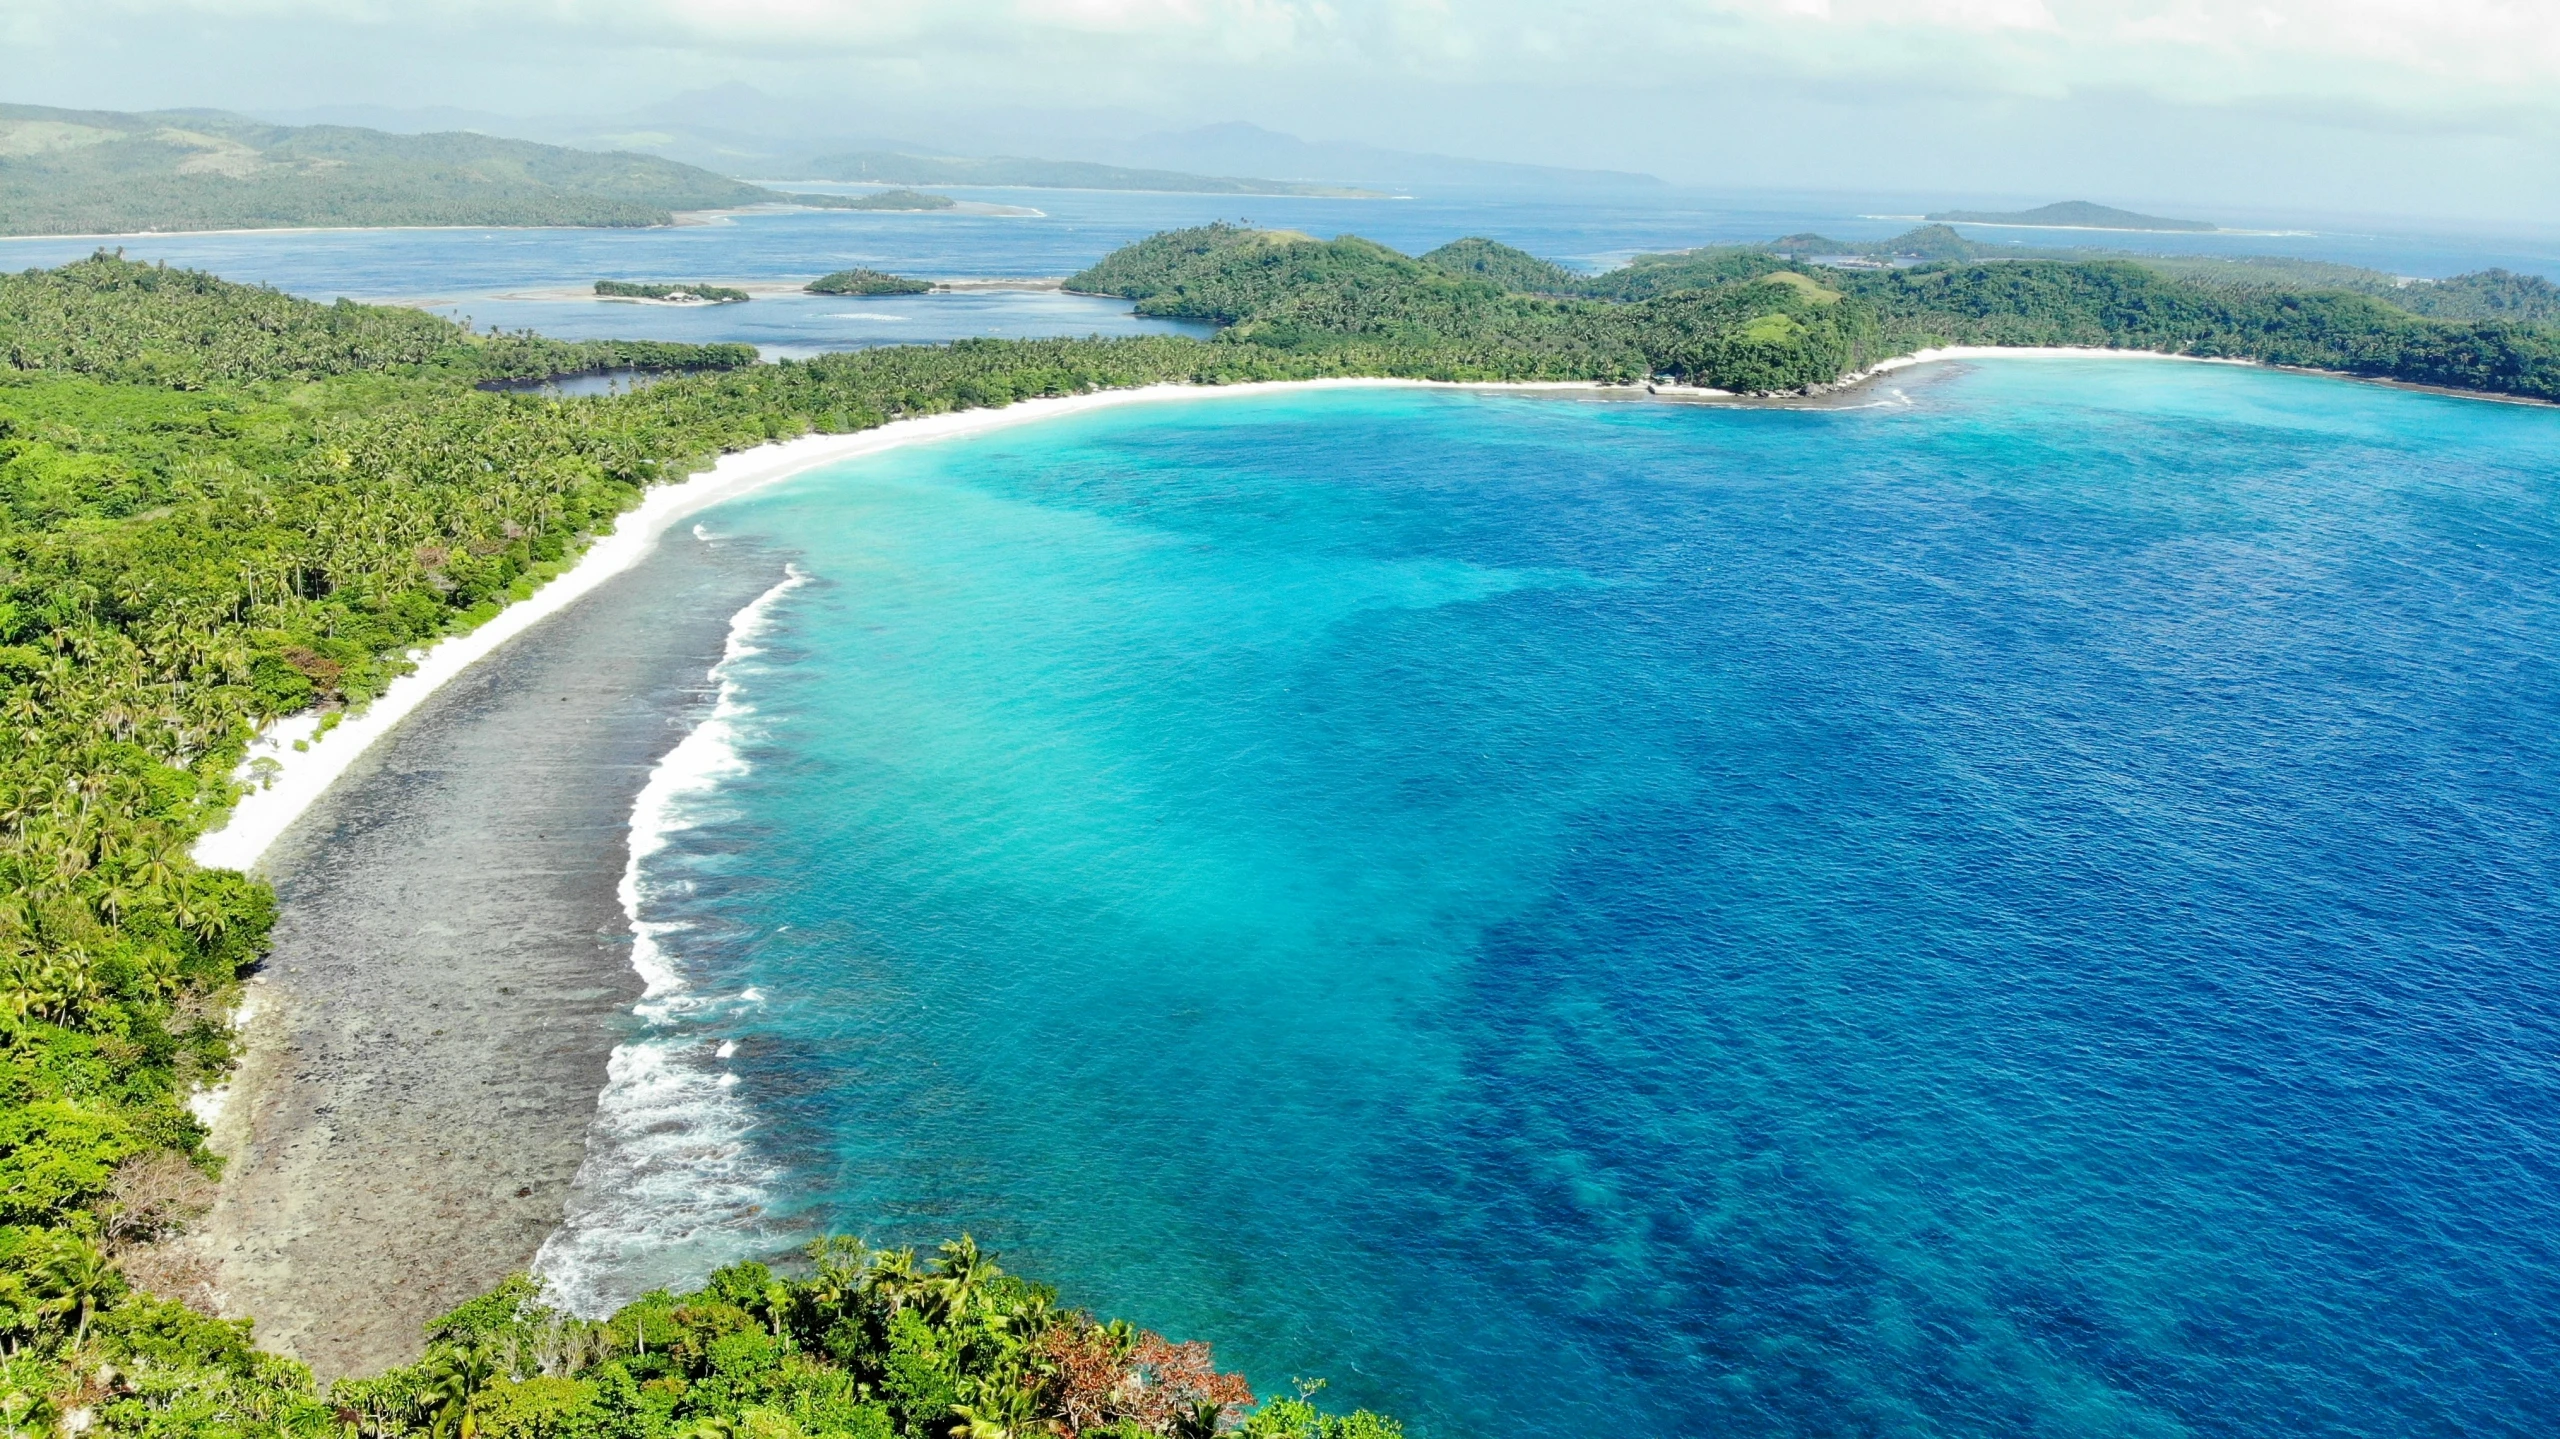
[553,359,2560,1439]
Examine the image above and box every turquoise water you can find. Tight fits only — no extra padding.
[551,362,2560,1438]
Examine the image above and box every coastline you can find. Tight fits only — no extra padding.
[197,342,2540,878]
[196,378,1565,876]
[185,350,2544,1377]
[185,375,1600,1375]
[1840,344,2559,408]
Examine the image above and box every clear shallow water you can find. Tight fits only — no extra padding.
[560,360,2560,1438]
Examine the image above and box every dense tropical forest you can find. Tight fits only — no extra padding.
[1,220,2556,1435]
[0,105,909,235]
[1065,222,2560,399]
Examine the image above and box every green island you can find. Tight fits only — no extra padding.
[795,153,1387,199]
[834,191,958,213]
[596,281,753,305]
[0,104,944,236]
[0,224,2556,1435]
[1923,201,2216,232]
[807,270,936,297]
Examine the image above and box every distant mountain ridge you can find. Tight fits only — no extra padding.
[0,104,878,236]
[1103,122,1667,192]
[255,91,1665,197]
[1926,201,2216,232]
[794,151,1388,198]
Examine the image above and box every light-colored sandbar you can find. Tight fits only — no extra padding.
[1858,345,2254,379]
[189,377,1598,874]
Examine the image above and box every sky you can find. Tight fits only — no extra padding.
[8,0,2560,224]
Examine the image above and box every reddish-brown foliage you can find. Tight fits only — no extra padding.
[1040,1324,1255,1435]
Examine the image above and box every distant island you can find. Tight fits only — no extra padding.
[0,103,937,236]
[594,280,749,303]
[834,187,956,211]
[807,267,934,295]
[1925,201,2216,233]
[797,149,1391,198]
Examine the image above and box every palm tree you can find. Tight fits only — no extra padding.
[38,1245,120,1348]
[1171,1399,1226,1439]
[760,1279,796,1350]
[804,1235,870,1318]
[868,1247,922,1313]
[418,1343,499,1439]
[928,1234,1003,1324]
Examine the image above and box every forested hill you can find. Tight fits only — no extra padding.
[0,252,754,384]
[0,104,893,235]
[1069,224,2560,402]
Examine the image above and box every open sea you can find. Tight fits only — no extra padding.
[534,361,2560,1439]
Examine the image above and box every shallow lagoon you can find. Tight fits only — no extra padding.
[551,360,2560,1438]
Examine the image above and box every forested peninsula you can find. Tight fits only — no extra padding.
[0,105,913,236]
[1,224,2556,1435]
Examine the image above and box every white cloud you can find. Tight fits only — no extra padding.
[41,0,2558,109]
[12,0,2559,215]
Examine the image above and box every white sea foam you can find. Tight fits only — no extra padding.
[533,564,807,1315]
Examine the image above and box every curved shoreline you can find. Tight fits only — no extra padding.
[195,377,1601,875]
[180,349,2550,1375]
[196,346,2530,877]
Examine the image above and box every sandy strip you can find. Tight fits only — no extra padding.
[1857,345,2255,379]
[189,378,1598,876]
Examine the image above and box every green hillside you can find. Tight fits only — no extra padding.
[1417,237,1591,295]
[0,104,894,236]
[1070,222,2560,400]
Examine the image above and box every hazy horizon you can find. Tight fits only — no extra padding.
[8,2,2558,230]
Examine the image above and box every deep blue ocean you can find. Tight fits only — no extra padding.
[535,360,2560,1439]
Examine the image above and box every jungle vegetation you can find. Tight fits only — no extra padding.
[0,220,2555,1435]
[806,271,934,297]
[1074,223,2560,400]
[595,283,752,305]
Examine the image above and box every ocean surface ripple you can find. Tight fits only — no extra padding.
[549,362,2560,1438]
